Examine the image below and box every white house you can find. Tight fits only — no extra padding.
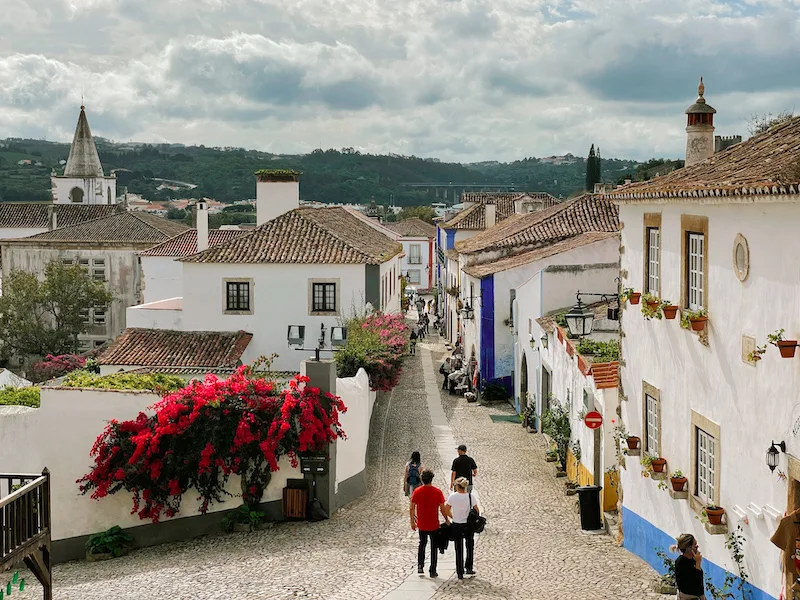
[386,218,437,292]
[124,172,403,372]
[603,110,800,599]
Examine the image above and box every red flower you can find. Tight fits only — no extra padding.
[115,469,125,481]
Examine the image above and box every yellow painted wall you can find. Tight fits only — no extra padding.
[566,449,619,512]
[603,469,619,512]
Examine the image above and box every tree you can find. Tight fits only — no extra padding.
[396,205,436,223]
[0,260,113,357]
[585,144,601,191]
[748,111,793,136]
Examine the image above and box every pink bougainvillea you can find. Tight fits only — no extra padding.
[336,312,409,391]
[29,353,86,383]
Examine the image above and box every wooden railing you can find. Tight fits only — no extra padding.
[0,469,52,600]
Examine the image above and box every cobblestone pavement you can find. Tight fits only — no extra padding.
[8,327,660,599]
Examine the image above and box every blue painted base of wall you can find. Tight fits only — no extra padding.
[622,507,776,600]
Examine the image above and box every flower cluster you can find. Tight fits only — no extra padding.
[335,312,409,391]
[29,353,86,383]
[78,369,346,523]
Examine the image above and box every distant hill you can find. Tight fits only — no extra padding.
[0,138,642,205]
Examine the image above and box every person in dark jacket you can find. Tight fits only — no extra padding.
[409,330,418,355]
[673,533,706,599]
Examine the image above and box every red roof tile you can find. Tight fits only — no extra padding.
[139,229,247,257]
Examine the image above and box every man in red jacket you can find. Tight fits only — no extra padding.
[410,470,449,577]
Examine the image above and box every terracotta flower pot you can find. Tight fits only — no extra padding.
[628,293,641,305]
[663,306,679,320]
[689,316,707,331]
[646,300,659,310]
[626,436,641,450]
[705,506,725,525]
[670,476,687,492]
[778,340,798,359]
[651,458,667,473]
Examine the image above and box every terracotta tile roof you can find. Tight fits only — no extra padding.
[126,366,297,381]
[386,218,437,238]
[443,192,560,231]
[0,203,123,230]
[12,211,190,243]
[604,116,800,202]
[590,361,619,390]
[139,229,247,257]
[181,207,402,264]
[456,195,618,254]
[98,328,253,368]
[462,231,617,278]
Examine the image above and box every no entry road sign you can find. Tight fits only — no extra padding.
[584,411,603,430]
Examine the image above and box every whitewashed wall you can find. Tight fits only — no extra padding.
[335,368,377,489]
[618,200,800,599]
[399,237,433,291]
[126,297,184,330]
[0,227,46,239]
[140,256,182,304]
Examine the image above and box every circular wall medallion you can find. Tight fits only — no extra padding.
[732,234,749,282]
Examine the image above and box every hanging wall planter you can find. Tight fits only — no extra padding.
[669,471,687,492]
[629,292,641,305]
[662,305,679,320]
[651,458,667,473]
[768,329,798,358]
[681,309,708,332]
[689,316,708,331]
[625,436,641,450]
[704,506,725,525]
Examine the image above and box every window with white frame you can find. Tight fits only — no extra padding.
[687,233,705,310]
[647,227,660,295]
[409,244,422,264]
[696,428,716,504]
[407,270,421,285]
[92,306,107,325]
[91,258,106,282]
[645,393,659,455]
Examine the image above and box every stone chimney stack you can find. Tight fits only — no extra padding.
[685,77,716,167]
[195,200,209,252]
[47,205,57,231]
[484,202,497,229]
[255,170,301,226]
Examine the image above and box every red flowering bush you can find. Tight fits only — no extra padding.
[29,353,86,383]
[78,368,346,523]
[335,312,409,391]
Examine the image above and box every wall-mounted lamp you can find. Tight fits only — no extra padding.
[461,303,474,320]
[541,334,549,349]
[565,290,619,337]
[529,335,535,349]
[766,440,786,472]
[287,324,347,361]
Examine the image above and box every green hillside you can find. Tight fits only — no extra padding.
[0,138,642,205]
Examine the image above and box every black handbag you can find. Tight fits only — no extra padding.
[467,493,486,534]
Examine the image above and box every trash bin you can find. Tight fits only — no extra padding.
[576,485,603,531]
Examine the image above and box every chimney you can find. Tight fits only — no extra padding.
[47,205,57,231]
[485,203,497,229]
[255,170,300,225]
[195,200,209,252]
[685,77,716,166]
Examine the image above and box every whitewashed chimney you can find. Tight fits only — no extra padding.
[484,202,497,229]
[685,77,716,167]
[255,170,300,225]
[196,200,209,252]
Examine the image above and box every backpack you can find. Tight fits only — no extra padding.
[407,463,420,485]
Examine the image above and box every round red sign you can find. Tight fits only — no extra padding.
[584,411,603,430]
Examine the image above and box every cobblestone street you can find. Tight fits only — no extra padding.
[10,331,659,599]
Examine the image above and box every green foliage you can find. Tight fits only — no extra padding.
[0,387,41,408]
[0,259,113,357]
[335,313,408,391]
[396,205,436,223]
[654,548,677,587]
[541,398,571,469]
[481,383,508,403]
[680,308,708,330]
[767,328,786,346]
[221,504,265,532]
[748,111,793,137]
[585,144,601,191]
[254,169,302,181]
[640,292,663,320]
[61,370,185,393]
[85,525,133,557]
[575,339,619,363]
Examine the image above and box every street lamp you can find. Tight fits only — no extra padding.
[461,303,474,320]
[565,298,595,338]
[766,441,786,472]
[331,326,348,347]
[287,324,347,361]
[541,334,549,349]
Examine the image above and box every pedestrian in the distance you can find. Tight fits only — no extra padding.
[405,451,425,497]
[410,469,449,577]
[416,298,425,315]
[451,444,477,492]
[445,477,480,579]
[673,534,706,599]
[409,329,418,355]
[417,321,426,340]
[439,358,452,389]
[423,314,430,336]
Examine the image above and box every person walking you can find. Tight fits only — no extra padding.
[673,534,706,599]
[410,470,449,577]
[439,357,452,390]
[445,477,479,579]
[409,329,418,355]
[404,451,425,497]
[415,298,425,316]
[451,444,478,492]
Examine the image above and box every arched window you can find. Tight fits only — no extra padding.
[70,187,84,203]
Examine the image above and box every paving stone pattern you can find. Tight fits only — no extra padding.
[9,328,659,599]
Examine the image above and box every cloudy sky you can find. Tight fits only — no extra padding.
[0,0,798,162]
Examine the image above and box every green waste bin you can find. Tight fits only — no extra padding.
[576,485,603,531]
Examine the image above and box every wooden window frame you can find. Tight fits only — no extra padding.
[643,213,661,297]
[689,410,721,513]
[680,215,709,310]
[408,244,422,264]
[642,381,661,457]
[223,278,254,315]
[312,282,337,313]
[307,278,341,317]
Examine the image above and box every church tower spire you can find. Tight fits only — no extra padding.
[52,106,117,205]
[684,77,716,167]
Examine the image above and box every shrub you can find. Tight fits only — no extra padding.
[29,354,86,383]
[0,387,41,408]
[541,398,571,469]
[61,371,185,393]
[575,339,620,363]
[336,312,409,391]
[78,369,346,523]
[481,383,508,403]
[85,525,133,557]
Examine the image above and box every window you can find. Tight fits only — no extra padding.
[409,244,422,264]
[312,283,336,312]
[645,393,659,456]
[80,308,90,325]
[92,258,106,282]
[62,258,75,267]
[92,307,107,325]
[226,281,251,312]
[541,367,552,412]
[408,270,421,285]
[647,228,660,295]
[78,258,90,270]
[687,233,705,310]
[696,428,716,505]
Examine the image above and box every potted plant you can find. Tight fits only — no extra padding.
[651,457,667,472]
[702,505,726,526]
[222,504,266,533]
[680,308,708,331]
[640,453,666,477]
[768,328,798,359]
[669,470,687,492]
[545,449,558,462]
[641,293,664,320]
[85,525,133,562]
[661,301,679,320]
[626,436,641,450]
[520,401,537,432]
[565,480,579,496]
[621,288,641,305]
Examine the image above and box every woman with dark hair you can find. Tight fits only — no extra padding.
[673,533,705,599]
[404,451,425,497]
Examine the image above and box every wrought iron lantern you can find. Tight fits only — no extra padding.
[565,299,594,338]
[766,441,786,472]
